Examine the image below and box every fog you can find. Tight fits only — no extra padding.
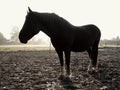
[0,0,120,41]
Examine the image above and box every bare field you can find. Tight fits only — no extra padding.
[0,47,120,90]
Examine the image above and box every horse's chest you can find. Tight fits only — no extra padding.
[51,34,74,49]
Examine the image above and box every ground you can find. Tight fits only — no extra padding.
[0,47,120,90]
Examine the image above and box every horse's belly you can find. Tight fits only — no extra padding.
[71,44,90,52]
[71,39,92,52]
[71,48,86,52]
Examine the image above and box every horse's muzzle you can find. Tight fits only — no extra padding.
[21,40,27,44]
[19,34,27,44]
[19,38,27,44]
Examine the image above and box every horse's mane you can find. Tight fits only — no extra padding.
[53,13,73,28]
[32,12,73,29]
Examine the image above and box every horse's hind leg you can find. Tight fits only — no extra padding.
[91,42,99,71]
[87,47,92,59]
[87,45,98,72]
[87,47,93,71]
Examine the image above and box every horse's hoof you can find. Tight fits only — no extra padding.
[88,69,98,74]
[58,75,72,82]
[63,76,71,82]
[58,75,65,80]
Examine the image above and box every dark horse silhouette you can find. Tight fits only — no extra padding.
[19,7,101,77]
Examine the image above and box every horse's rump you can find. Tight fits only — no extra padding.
[71,24,101,52]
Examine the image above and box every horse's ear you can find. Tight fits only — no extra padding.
[27,11,29,14]
[28,7,32,13]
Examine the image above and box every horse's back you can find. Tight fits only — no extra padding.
[71,24,101,52]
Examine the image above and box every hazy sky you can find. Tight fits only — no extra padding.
[0,0,120,40]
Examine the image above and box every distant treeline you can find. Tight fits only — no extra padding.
[0,26,48,45]
[0,26,49,45]
[0,32,48,45]
[100,36,120,47]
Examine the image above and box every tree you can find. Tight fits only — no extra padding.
[116,36,120,47]
[0,32,7,44]
[10,26,20,44]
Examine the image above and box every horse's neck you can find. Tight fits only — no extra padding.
[38,13,57,38]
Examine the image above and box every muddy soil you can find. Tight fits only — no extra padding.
[0,48,120,90]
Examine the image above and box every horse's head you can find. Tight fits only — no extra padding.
[19,7,41,44]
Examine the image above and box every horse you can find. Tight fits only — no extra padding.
[19,7,101,78]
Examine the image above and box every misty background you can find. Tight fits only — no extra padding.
[0,0,120,47]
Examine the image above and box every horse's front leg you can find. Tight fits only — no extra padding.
[56,50,65,77]
[64,50,71,77]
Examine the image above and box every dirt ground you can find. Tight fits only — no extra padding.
[0,48,120,90]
